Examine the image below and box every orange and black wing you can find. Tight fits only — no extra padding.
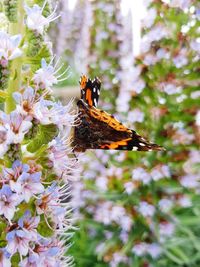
[79,75,101,107]
[74,100,164,152]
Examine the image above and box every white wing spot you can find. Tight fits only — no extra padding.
[139,143,146,146]
[93,87,96,92]
[132,146,138,151]
[97,90,100,95]
[94,98,97,107]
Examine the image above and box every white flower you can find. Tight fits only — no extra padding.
[0,31,22,60]
[138,201,155,217]
[24,2,60,34]
[33,58,70,90]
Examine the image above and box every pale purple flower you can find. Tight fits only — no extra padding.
[162,83,183,95]
[124,182,135,195]
[110,252,128,267]
[9,111,32,143]
[21,237,65,267]
[173,49,188,68]
[180,174,199,189]
[159,222,175,239]
[132,242,148,256]
[143,53,159,66]
[0,248,11,267]
[158,198,173,213]
[0,185,21,221]
[119,215,132,232]
[6,229,30,256]
[12,171,44,202]
[33,99,74,127]
[168,0,192,9]
[151,165,170,181]
[190,38,200,54]
[0,31,22,60]
[132,167,151,184]
[196,110,200,126]
[147,243,162,258]
[33,58,70,90]
[132,79,146,94]
[172,128,194,145]
[4,160,30,185]
[24,2,60,34]
[95,176,108,192]
[177,195,192,207]
[48,134,77,180]
[13,87,37,116]
[18,211,40,241]
[127,109,144,123]
[138,201,155,217]
[156,48,170,60]
[94,202,126,225]
[36,183,60,216]
[0,124,13,158]
[142,8,157,28]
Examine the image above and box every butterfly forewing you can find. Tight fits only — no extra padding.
[79,75,101,108]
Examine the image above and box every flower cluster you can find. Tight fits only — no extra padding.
[0,1,77,266]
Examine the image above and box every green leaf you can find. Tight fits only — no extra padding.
[27,124,58,153]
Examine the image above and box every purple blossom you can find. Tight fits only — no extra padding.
[0,248,11,267]
[13,87,37,117]
[12,171,44,202]
[18,211,40,241]
[0,185,21,221]
[6,229,30,256]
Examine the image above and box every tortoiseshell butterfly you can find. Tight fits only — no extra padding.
[73,75,164,152]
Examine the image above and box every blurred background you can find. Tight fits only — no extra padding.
[50,0,200,266]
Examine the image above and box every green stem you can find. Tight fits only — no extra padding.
[5,0,24,113]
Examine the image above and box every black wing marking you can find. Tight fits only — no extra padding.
[79,75,101,107]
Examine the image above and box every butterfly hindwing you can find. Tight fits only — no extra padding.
[79,75,101,107]
[74,99,164,152]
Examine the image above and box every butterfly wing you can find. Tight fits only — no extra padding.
[79,75,101,107]
[74,100,164,152]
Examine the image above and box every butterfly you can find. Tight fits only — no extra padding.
[73,75,164,152]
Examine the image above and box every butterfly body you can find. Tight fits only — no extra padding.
[73,75,164,152]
